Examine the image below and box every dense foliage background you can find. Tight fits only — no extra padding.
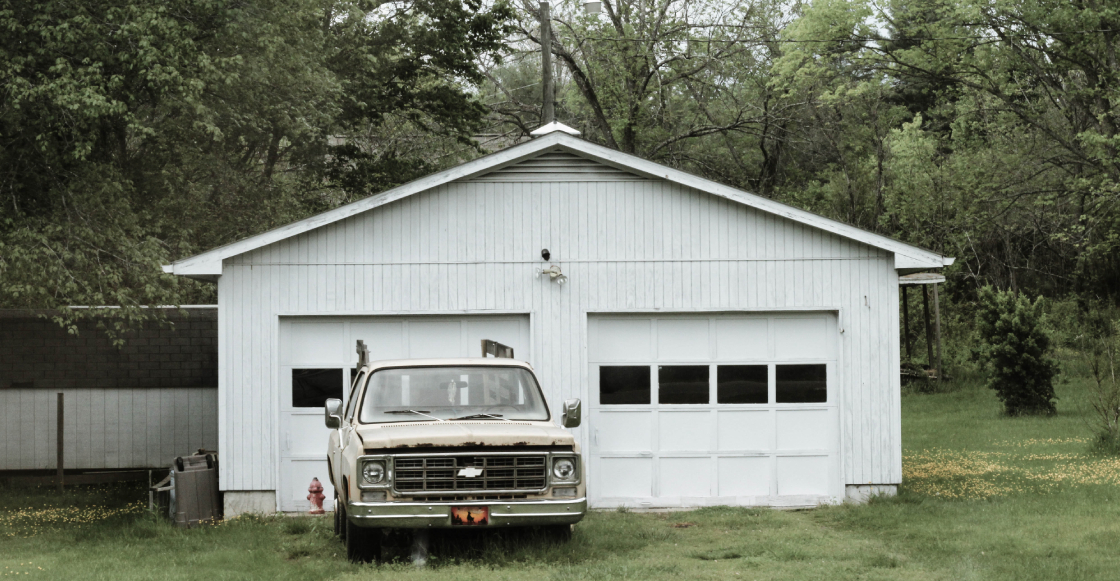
[0,0,513,332]
[487,0,1120,302]
[2,0,1118,345]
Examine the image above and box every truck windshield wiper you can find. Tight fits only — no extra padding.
[383,409,445,422]
[449,413,510,422]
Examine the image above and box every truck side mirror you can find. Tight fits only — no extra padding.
[325,398,343,429]
[561,398,581,428]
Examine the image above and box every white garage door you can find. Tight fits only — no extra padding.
[588,314,840,508]
[277,315,529,512]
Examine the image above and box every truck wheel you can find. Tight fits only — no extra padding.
[542,524,572,543]
[345,518,381,563]
[333,493,342,538]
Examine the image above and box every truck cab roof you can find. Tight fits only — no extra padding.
[361,358,535,373]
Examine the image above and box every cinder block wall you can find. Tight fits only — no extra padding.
[0,307,219,471]
[0,308,217,389]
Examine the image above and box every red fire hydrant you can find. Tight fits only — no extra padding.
[307,477,326,514]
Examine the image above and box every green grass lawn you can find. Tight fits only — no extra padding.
[3,371,1119,580]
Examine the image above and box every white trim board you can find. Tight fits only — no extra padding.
[164,131,954,279]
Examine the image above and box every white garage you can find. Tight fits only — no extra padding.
[165,125,953,514]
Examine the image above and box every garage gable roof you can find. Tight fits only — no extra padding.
[164,130,953,279]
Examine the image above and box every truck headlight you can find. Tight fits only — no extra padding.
[552,458,576,481]
[362,460,386,484]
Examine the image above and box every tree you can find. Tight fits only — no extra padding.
[769,0,911,227]
[866,0,1120,298]
[0,0,513,336]
[319,0,514,200]
[486,0,792,173]
[976,287,1059,415]
[759,0,1120,302]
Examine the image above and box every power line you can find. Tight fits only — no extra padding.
[480,80,543,106]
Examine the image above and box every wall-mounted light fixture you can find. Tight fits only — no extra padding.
[536,265,568,285]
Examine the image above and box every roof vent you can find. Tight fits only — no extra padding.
[530,122,580,137]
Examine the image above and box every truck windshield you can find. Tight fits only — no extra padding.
[359,366,550,423]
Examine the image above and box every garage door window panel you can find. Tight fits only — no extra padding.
[717,365,768,404]
[775,364,827,403]
[658,366,709,404]
[292,369,344,408]
[600,366,651,405]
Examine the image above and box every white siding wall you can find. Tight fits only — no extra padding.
[218,171,901,492]
[0,388,218,470]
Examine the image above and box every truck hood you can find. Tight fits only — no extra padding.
[355,421,578,452]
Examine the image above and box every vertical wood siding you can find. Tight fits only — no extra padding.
[220,172,901,491]
[0,388,217,470]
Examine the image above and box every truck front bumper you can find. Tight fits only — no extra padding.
[346,497,587,529]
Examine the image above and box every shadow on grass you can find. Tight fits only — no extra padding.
[371,510,677,567]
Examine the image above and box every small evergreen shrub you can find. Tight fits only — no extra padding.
[975,286,1058,415]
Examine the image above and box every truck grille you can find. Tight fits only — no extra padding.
[393,455,548,493]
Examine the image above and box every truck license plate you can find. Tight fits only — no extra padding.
[451,506,489,526]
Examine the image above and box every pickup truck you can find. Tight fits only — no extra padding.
[326,340,585,563]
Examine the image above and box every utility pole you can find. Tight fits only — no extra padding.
[540,1,555,124]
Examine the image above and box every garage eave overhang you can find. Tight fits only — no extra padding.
[163,131,954,277]
[895,254,955,274]
[162,262,221,283]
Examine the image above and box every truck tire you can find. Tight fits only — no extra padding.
[333,492,342,538]
[346,518,381,563]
